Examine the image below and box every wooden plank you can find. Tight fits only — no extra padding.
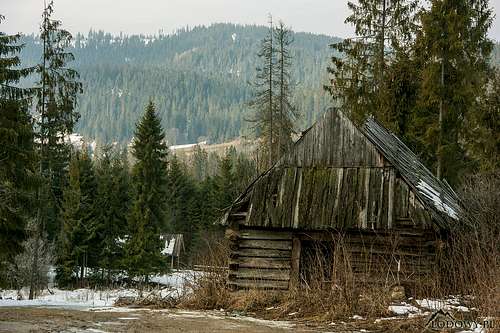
[292,168,302,228]
[239,239,292,250]
[239,230,292,240]
[331,168,343,227]
[236,257,291,269]
[388,168,396,229]
[236,248,291,258]
[362,168,370,229]
[229,268,290,281]
[290,237,301,287]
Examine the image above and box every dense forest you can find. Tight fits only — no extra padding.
[19,24,339,145]
[1,0,499,306]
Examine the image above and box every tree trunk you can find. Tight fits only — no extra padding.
[28,229,40,300]
[437,60,445,180]
[80,254,85,288]
[269,15,274,167]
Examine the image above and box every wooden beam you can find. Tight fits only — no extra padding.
[290,237,301,288]
[239,239,292,250]
[388,168,395,228]
[235,257,291,269]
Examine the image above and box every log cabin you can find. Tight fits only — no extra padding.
[220,109,461,290]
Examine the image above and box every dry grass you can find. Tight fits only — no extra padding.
[438,172,500,317]
[179,236,231,310]
[277,237,392,321]
[180,233,393,321]
[179,174,499,322]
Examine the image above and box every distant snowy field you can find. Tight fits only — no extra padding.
[0,270,195,309]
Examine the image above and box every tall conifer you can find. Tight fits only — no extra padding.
[412,0,493,182]
[274,21,297,158]
[326,0,419,127]
[125,101,168,280]
[0,15,37,263]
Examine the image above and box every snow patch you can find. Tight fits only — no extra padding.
[389,302,420,315]
[416,298,470,312]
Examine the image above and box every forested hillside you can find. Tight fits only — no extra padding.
[19,23,339,145]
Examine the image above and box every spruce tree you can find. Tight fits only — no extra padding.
[0,15,37,264]
[167,156,191,232]
[274,21,297,158]
[36,1,83,239]
[167,155,197,254]
[57,149,96,287]
[249,15,277,167]
[214,148,238,210]
[125,101,168,281]
[191,145,208,182]
[412,0,493,182]
[325,0,419,127]
[467,67,500,171]
[57,153,81,287]
[30,1,82,297]
[89,147,130,284]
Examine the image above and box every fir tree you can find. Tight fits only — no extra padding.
[274,21,297,158]
[89,146,130,283]
[249,15,277,167]
[0,15,37,265]
[30,1,82,297]
[326,0,419,127]
[412,0,493,182]
[124,101,169,281]
[36,1,83,239]
[57,149,96,287]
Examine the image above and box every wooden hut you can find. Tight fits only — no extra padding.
[221,109,460,290]
[160,234,185,269]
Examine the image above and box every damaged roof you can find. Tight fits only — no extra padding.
[223,109,461,229]
[360,115,461,226]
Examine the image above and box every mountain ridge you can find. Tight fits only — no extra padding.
[19,23,339,145]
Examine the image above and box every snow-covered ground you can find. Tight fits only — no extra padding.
[0,270,196,309]
[0,288,136,309]
[388,295,473,316]
[387,297,489,333]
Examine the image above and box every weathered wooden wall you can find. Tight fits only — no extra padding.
[226,227,438,290]
[285,111,385,168]
[240,166,432,230]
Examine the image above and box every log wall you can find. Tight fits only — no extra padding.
[226,227,438,290]
[227,228,292,290]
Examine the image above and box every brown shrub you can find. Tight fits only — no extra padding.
[179,236,231,310]
[439,172,500,316]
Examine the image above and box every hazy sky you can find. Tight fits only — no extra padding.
[2,0,500,40]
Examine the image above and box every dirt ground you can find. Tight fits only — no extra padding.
[0,306,312,333]
[0,306,431,333]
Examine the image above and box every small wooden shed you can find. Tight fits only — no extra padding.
[221,109,460,290]
[160,234,185,269]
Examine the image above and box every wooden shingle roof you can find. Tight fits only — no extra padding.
[360,115,461,227]
[222,109,461,229]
